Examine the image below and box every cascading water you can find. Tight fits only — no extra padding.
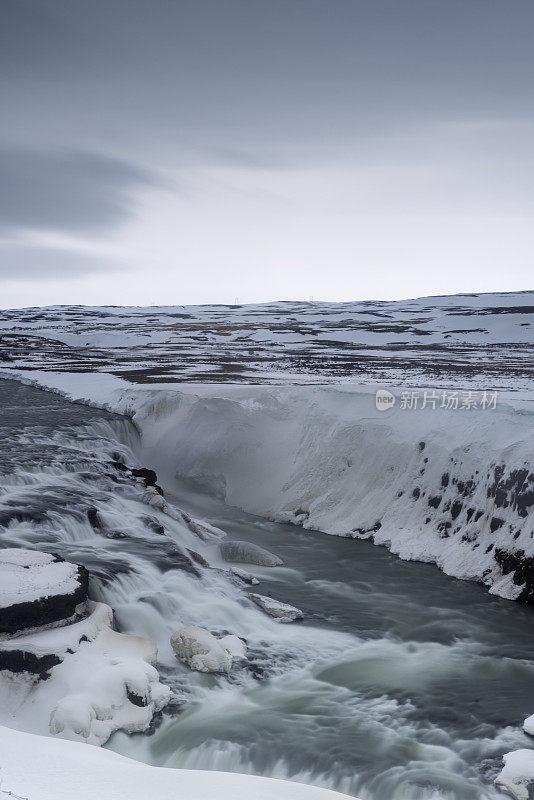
[1,378,533,800]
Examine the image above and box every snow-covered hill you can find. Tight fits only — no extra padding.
[0,291,532,390]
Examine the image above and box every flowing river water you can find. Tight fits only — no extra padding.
[1,378,533,799]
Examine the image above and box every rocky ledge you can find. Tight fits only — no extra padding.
[0,549,88,636]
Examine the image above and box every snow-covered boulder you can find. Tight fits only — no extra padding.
[188,518,226,541]
[171,626,231,673]
[249,594,303,622]
[220,540,283,567]
[230,566,259,585]
[140,492,225,540]
[170,625,246,673]
[523,714,534,736]
[48,645,171,744]
[495,750,534,800]
[0,549,88,636]
[0,599,111,679]
[141,486,166,510]
[186,548,210,568]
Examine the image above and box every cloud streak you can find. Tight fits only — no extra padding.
[0,244,124,282]
[0,149,161,234]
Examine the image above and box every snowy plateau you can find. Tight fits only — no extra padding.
[0,291,533,800]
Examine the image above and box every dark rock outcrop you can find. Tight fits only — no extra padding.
[131,467,164,495]
[0,550,89,636]
[0,648,61,679]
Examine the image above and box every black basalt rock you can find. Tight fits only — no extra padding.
[127,689,148,707]
[87,507,103,529]
[494,548,534,603]
[0,648,61,679]
[0,561,89,636]
[131,467,159,488]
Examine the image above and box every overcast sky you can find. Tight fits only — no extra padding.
[1,0,533,307]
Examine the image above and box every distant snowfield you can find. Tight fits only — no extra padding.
[0,725,352,800]
[0,290,532,390]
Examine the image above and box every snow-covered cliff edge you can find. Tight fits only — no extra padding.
[117,384,534,603]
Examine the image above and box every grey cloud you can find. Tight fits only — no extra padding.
[0,149,161,234]
[3,1,534,158]
[203,146,307,171]
[0,245,124,281]
[0,0,88,76]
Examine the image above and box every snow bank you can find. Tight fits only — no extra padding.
[0,724,353,800]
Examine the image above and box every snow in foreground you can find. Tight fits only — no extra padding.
[0,724,353,800]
